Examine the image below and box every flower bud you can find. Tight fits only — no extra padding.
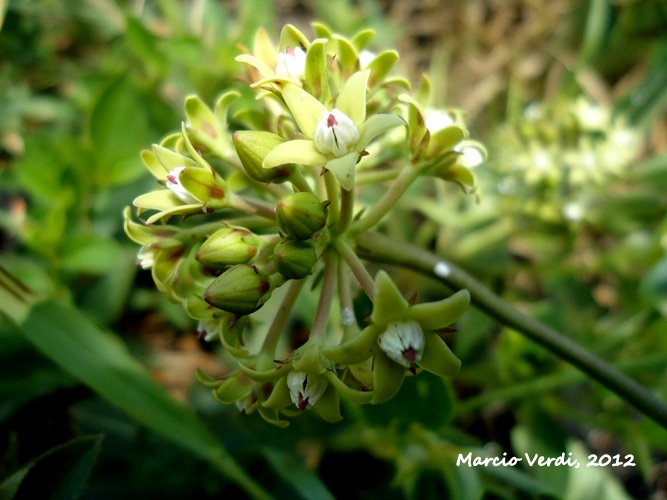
[233,131,292,183]
[178,166,229,209]
[196,226,262,269]
[273,239,317,279]
[204,264,273,315]
[276,192,328,240]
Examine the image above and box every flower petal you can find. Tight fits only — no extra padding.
[365,49,399,87]
[152,144,197,171]
[304,39,328,98]
[263,140,327,168]
[324,371,373,404]
[325,152,358,191]
[278,24,311,52]
[144,204,202,225]
[336,70,369,126]
[235,54,275,79]
[313,384,342,423]
[133,189,188,211]
[417,334,461,377]
[253,27,277,68]
[262,376,292,410]
[356,113,406,151]
[371,351,406,404]
[370,270,410,324]
[321,324,379,365]
[409,289,470,330]
[213,375,252,404]
[281,83,327,137]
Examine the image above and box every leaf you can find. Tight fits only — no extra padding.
[262,447,335,500]
[0,436,101,500]
[59,234,126,274]
[17,300,270,500]
[641,255,667,315]
[0,339,76,424]
[90,76,149,167]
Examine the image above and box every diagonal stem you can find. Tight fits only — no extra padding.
[354,231,667,429]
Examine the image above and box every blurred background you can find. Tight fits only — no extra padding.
[1,0,666,498]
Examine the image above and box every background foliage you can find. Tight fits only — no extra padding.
[1,0,666,498]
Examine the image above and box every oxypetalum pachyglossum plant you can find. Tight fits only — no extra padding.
[124,23,486,426]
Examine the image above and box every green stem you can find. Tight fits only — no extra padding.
[335,239,375,301]
[348,166,420,235]
[355,167,402,186]
[289,168,313,193]
[338,188,354,233]
[261,279,307,356]
[230,194,276,220]
[324,171,340,228]
[337,252,355,334]
[354,231,667,429]
[310,249,338,342]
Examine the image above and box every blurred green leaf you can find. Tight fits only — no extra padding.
[59,234,126,274]
[0,335,76,423]
[17,300,270,499]
[0,435,101,500]
[262,447,335,500]
[641,255,667,316]
[76,245,138,325]
[90,76,150,168]
[124,16,169,78]
[0,0,8,31]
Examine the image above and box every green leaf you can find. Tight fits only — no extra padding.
[641,255,667,315]
[0,335,76,424]
[90,76,149,167]
[18,300,270,500]
[125,16,169,77]
[262,447,335,500]
[59,234,126,274]
[0,436,101,500]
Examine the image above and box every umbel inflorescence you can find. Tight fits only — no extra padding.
[124,23,485,426]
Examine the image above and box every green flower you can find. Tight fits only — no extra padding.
[263,70,405,190]
[323,270,469,403]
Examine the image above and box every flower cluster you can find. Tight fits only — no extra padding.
[124,23,483,425]
[492,97,640,221]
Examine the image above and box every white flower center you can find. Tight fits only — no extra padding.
[197,318,221,342]
[166,167,199,204]
[136,246,155,269]
[377,320,425,368]
[358,50,376,69]
[287,371,326,411]
[425,108,455,134]
[276,46,307,80]
[314,109,360,157]
[455,145,485,168]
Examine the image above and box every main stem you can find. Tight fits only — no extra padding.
[354,231,667,429]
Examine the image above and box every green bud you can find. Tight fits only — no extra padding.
[196,226,262,269]
[273,239,317,279]
[276,192,328,240]
[233,131,292,183]
[204,264,273,316]
[178,166,229,210]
